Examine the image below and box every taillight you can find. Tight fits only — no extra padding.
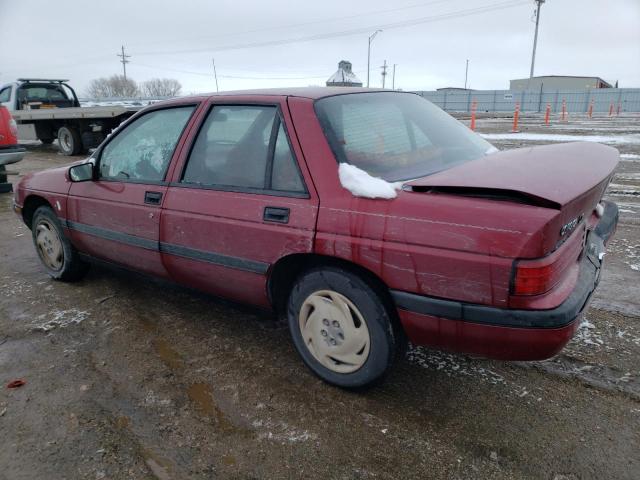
[512,261,567,296]
[511,227,584,296]
[9,118,18,138]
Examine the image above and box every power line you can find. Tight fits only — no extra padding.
[128,0,455,50]
[134,0,529,57]
[134,61,355,80]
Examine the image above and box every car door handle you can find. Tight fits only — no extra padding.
[144,191,163,205]
[263,207,290,224]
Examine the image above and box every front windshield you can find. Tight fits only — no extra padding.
[315,92,495,182]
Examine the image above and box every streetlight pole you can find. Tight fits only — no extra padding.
[392,64,397,90]
[464,59,469,89]
[367,30,382,88]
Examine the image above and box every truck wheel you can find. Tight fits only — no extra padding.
[287,267,405,389]
[31,206,89,281]
[57,126,82,156]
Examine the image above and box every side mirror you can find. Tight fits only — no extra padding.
[69,162,95,182]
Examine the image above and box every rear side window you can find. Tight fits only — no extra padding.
[183,106,275,189]
[99,106,195,182]
[182,105,306,194]
[271,123,305,192]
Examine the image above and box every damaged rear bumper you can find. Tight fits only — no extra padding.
[392,200,619,361]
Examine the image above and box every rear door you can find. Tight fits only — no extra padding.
[161,98,319,307]
[67,104,197,277]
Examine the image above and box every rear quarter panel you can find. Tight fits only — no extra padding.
[288,97,556,307]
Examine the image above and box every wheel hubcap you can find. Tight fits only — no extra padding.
[60,131,71,151]
[299,290,370,374]
[35,220,64,271]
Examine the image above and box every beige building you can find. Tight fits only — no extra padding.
[510,75,612,91]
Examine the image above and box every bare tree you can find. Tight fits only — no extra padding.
[85,75,139,98]
[140,78,182,97]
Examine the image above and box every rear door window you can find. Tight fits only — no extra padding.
[182,105,306,194]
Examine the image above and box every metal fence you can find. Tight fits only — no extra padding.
[414,88,640,113]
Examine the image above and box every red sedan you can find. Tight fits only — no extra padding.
[13,88,618,388]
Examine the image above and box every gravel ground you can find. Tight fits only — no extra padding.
[1,113,639,480]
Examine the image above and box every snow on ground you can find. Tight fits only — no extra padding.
[607,184,640,197]
[480,133,640,145]
[621,154,640,162]
[407,347,535,400]
[31,308,90,332]
[607,236,640,272]
[338,163,403,199]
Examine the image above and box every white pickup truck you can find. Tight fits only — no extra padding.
[0,79,140,155]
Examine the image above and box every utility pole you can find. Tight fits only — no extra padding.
[117,45,131,81]
[367,30,382,88]
[381,60,388,89]
[464,59,469,89]
[212,58,219,92]
[529,0,545,78]
[392,64,397,90]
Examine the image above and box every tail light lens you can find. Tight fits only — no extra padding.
[511,228,584,296]
[9,118,18,138]
[512,261,568,296]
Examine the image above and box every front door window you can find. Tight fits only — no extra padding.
[99,106,195,182]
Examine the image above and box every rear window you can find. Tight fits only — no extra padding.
[19,84,73,103]
[314,92,494,182]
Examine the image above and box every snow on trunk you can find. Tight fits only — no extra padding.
[338,163,403,199]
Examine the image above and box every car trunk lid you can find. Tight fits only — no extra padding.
[404,141,619,254]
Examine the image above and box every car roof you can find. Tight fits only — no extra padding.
[176,87,411,103]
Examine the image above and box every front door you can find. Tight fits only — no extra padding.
[161,101,318,307]
[67,105,197,277]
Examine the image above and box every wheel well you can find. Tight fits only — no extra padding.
[22,195,51,229]
[268,254,399,320]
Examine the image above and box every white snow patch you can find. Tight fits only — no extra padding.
[32,309,89,332]
[407,347,506,385]
[615,173,640,181]
[252,419,317,443]
[574,318,604,347]
[620,153,640,162]
[480,132,640,145]
[338,163,403,199]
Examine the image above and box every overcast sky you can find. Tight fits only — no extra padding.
[1,0,639,96]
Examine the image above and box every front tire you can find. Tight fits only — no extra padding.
[31,206,89,281]
[287,267,405,389]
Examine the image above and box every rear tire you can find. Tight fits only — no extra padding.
[287,267,405,389]
[31,206,89,281]
[57,126,82,156]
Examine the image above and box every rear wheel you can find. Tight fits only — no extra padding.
[57,126,82,156]
[287,267,405,389]
[31,206,88,281]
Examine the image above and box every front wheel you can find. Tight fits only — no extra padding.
[287,267,405,389]
[31,206,89,281]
